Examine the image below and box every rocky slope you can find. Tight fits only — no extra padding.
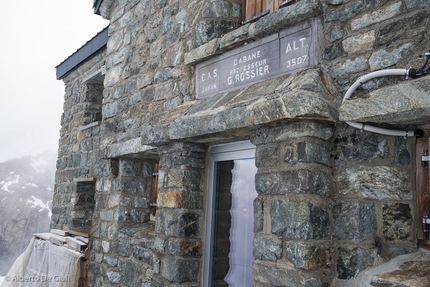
[0,151,56,275]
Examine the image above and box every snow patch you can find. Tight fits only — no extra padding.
[1,175,20,193]
[25,183,38,188]
[26,196,52,217]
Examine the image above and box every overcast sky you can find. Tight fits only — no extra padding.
[0,1,108,162]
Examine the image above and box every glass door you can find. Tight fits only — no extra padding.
[204,141,257,286]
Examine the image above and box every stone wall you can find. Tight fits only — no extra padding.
[51,52,106,230]
[251,121,335,286]
[53,0,430,286]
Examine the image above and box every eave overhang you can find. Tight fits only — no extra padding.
[55,26,108,80]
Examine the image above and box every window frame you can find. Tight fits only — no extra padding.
[203,140,256,285]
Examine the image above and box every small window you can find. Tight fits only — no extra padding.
[81,67,105,127]
[242,0,300,24]
[71,180,96,231]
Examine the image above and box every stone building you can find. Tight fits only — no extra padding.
[53,0,430,286]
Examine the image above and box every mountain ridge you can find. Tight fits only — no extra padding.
[0,151,56,275]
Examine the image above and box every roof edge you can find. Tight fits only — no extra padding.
[55,26,109,80]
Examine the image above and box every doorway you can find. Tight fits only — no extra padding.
[203,141,257,286]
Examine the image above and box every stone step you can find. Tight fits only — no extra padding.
[370,258,430,286]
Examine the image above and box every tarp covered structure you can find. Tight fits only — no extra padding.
[0,238,82,287]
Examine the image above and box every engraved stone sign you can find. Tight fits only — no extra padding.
[196,19,319,99]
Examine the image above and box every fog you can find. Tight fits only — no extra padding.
[0,1,108,162]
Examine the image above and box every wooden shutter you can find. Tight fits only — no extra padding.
[243,0,280,23]
[151,161,160,217]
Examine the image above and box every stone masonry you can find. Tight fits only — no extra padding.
[53,0,430,286]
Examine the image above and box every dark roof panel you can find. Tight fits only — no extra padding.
[55,26,109,80]
[93,0,104,15]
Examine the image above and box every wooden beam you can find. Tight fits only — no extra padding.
[51,229,70,237]
[66,237,88,252]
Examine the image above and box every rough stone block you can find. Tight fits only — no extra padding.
[351,2,402,31]
[337,246,376,280]
[286,242,333,270]
[283,141,331,166]
[201,20,236,46]
[92,252,103,263]
[100,210,114,221]
[88,262,106,277]
[252,91,338,127]
[161,257,199,283]
[159,209,200,238]
[107,270,122,284]
[406,0,430,8]
[342,30,375,56]
[103,255,118,267]
[133,245,154,264]
[102,101,119,118]
[184,38,221,65]
[250,0,323,38]
[253,236,282,261]
[271,200,330,239]
[202,0,229,18]
[117,243,132,257]
[332,127,388,161]
[253,262,303,286]
[255,144,278,168]
[219,24,250,50]
[119,159,141,177]
[336,166,411,200]
[134,196,150,208]
[325,2,362,22]
[157,189,203,209]
[117,179,144,193]
[254,197,263,232]
[393,137,411,166]
[121,261,137,286]
[108,224,119,240]
[256,169,330,195]
[330,56,367,78]
[343,75,430,123]
[377,11,429,47]
[171,168,203,189]
[251,122,333,145]
[383,203,413,241]
[386,246,412,259]
[324,43,341,61]
[167,238,201,256]
[369,43,416,71]
[332,201,377,242]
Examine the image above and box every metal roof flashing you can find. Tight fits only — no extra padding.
[55,26,108,80]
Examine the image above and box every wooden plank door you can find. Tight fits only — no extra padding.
[416,126,430,244]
